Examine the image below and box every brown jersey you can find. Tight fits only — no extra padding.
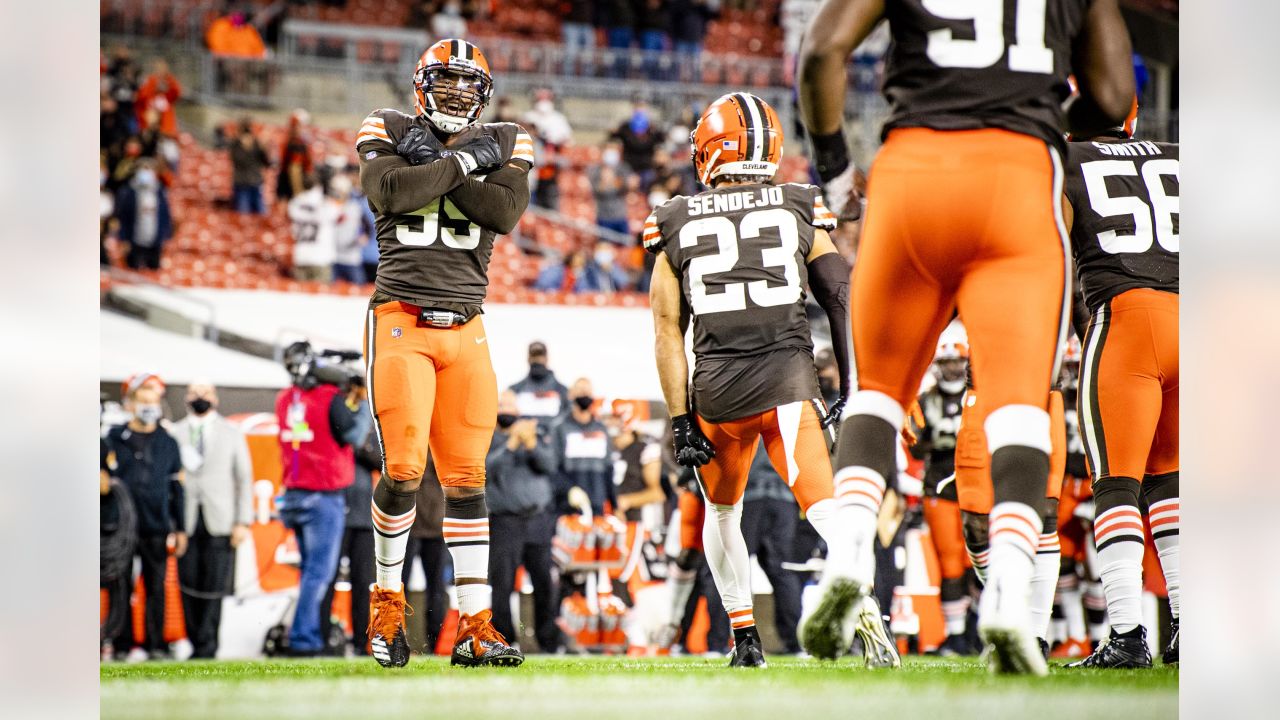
[644,183,837,423]
[356,108,534,317]
[881,0,1088,151]
[1064,139,1179,313]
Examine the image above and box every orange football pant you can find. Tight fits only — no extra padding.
[923,495,971,580]
[852,127,1068,418]
[695,401,832,511]
[1079,288,1179,481]
[956,389,1068,514]
[364,301,497,488]
[678,490,705,552]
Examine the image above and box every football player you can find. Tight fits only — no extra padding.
[356,38,535,668]
[910,322,975,655]
[797,0,1135,674]
[1062,100,1179,669]
[648,93,898,669]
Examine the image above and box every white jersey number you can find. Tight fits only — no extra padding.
[679,208,802,316]
[923,0,1054,74]
[394,197,481,250]
[1082,158,1179,254]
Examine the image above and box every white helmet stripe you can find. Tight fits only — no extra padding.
[740,93,765,162]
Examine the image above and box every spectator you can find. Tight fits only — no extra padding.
[206,10,267,58]
[171,381,254,660]
[100,442,136,660]
[230,119,271,215]
[403,461,450,655]
[100,95,132,157]
[611,101,661,186]
[106,48,140,132]
[603,0,636,77]
[533,248,614,293]
[549,378,615,515]
[275,342,371,655]
[115,159,173,271]
[560,0,595,75]
[814,347,841,410]
[335,430,380,656]
[740,439,804,654]
[486,391,562,652]
[330,174,369,284]
[360,222,380,285]
[134,59,182,139]
[431,0,468,38]
[277,110,314,203]
[668,0,716,80]
[288,176,339,283]
[109,136,146,189]
[491,96,518,124]
[509,341,571,422]
[524,88,574,146]
[609,405,665,524]
[647,146,695,207]
[100,157,114,266]
[103,381,186,661]
[588,241,631,292]
[589,143,633,236]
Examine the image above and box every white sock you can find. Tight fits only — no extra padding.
[371,501,416,592]
[444,516,491,616]
[942,598,970,636]
[1148,497,1180,619]
[701,500,754,627]
[1030,532,1061,640]
[1058,574,1087,640]
[1094,504,1146,632]
[966,543,990,586]
[667,565,697,626]
[1083,581,1110,641]
[829,468,886,582]
[988,502,1042,588]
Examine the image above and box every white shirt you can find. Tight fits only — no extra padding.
[288,186,338,268]
[332,196,366,266]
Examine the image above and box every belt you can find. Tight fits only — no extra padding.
[417,307,467,328]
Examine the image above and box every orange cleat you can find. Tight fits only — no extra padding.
[1050,637,1092,659]
[451,609,525,667]
[369,585,412,668]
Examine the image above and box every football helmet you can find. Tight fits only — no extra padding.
[1066,75,1138,140]
[413,39,493,134]
[1059,334,1082,390]
[932,321,969,394]
[691,92,783,186]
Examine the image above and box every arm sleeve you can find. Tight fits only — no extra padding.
[447,162,532,235]
[359,151,467,216]
[807,252,853,395]
[232,428,255,526]
[328,394,360,447]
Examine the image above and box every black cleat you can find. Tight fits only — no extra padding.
[729,628,767,668]
[1038,638,1050,662]
[1067,627,1152,669]
[1162,620,1179,665]
[451,609,525,667]
[369,586,412,668]
[934,633,975,657]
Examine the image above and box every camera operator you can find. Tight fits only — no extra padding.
[275,341,371,656]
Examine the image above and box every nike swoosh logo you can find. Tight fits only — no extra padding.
[475,337,487,344]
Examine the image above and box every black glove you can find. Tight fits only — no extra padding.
[821,395,847,429]
[671,414,715,468]
[452,133,506,174]
[395,125,446,166]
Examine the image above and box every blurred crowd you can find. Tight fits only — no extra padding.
[100,338,840,660]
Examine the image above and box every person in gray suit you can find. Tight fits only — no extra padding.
[172,381,254,659]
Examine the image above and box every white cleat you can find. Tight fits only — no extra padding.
[800,574,867,660]
[854,594,901,669]
[978,574,1048,676]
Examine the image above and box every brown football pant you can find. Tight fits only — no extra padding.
[956,389,1068,514]
[1079,288,1179,481]
[852,127,1069,419]
[694,401,832,511]
[364,301,497,488]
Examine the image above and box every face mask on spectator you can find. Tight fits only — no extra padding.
[133,169,158,188]
[496,413,518,429]
[535,100,554,114]
[189,398,213,415]
[602,148,620,167]
[594,245,615,268]
[528,362,550,381]
[134,404,163,425]
[573,396,594,412]
[630,110,650,135]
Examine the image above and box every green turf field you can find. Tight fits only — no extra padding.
[100,655,1178,720]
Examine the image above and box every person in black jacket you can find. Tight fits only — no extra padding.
[103,381,186,660]
[486,391,562,652]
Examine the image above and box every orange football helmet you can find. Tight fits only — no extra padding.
[413,39,493,134]
[690,93,783,186]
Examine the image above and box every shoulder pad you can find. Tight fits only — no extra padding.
[357,108,411,150]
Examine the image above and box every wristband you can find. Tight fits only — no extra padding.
[453,151,478,175]
[810,130,851,183]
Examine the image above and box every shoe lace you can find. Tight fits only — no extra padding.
[368,589,413,642]
[462,612,508,650]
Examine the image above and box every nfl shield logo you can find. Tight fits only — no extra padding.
[391,327,403,338]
